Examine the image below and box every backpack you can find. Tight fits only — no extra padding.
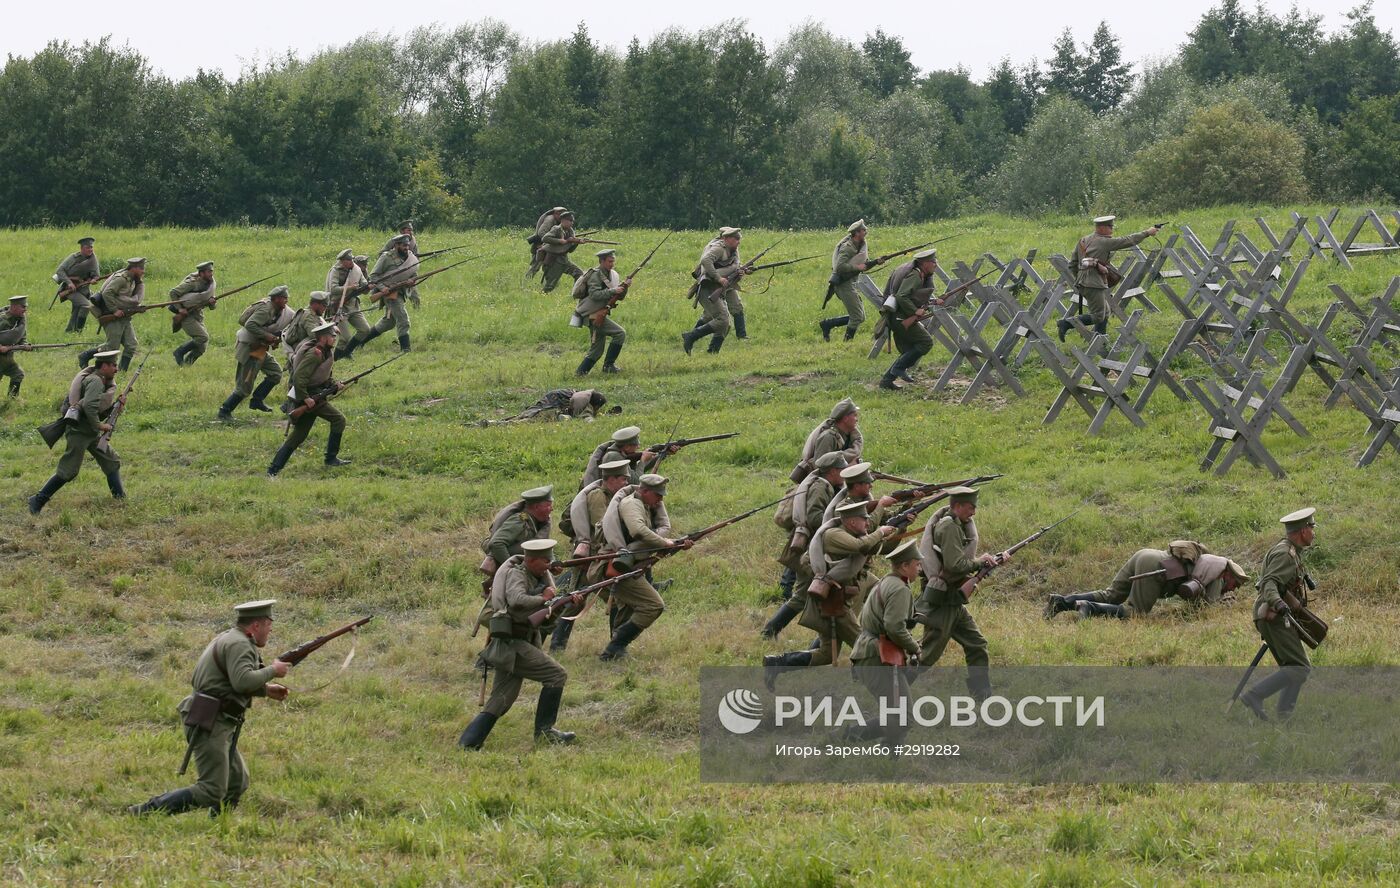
[571,268,595,300]
[239,299,264,326]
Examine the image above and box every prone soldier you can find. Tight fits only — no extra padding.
[1045,541,1248,619]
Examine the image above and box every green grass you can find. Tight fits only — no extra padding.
[1,206,1398,885]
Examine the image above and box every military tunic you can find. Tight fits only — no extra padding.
[887,262,934,360]
[580,441,663,488]
[169,273,217,360]
[176,628,279,809]
[851,573,919,741]
[477,557,568,717]
[369,249,417,337]
[55,250,100,324]
[281,339,346,454]
[694,238,743,337]
[575,266,627,364]
[829,235,869,331]
[915,513,990,685]
[0,311,27,388]
[381,234,421,307]
[281,307,327,361]
[95,269,144,363]
[485,507,550,570]
[326,262,371,338]
[594,488,671,628]
[1250,538,1312,695]
[54,367,121,481]
[1071,229,1152,324]
[233,299,294,397]
[539,224,584,293]
[800,519,889,666]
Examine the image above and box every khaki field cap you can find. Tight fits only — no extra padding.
[353,254,368,264]
[398,220,414,231]
[1093,215,1116,225]
[913,248,938,262]
[9,294,28,304]
[92,349,122,364]
[268,285,290,299]
[560,211,576,220]
[311,320,337,336]
[947,486,979,505]
[840,462,874,485]
[600,459,631,478]
[126,257,146,268]
[611,425,642,445]
[719,227,741,239]
[550,206,568,215]
[1281,507,1316,532]
[309,291,329,304]
[235,599,276,619]
[78,236,95,246]
[848,219,867,233]
[596,248,617,259]
[521,538,558,555]
[196,261,214,272]
[336,248,354,261]
[836,500,869,517]
[391,234,412,247]
[829,397,858,421]
[887,538,920,565]
[639,474,668,496]
[521,486,554,504]
[814,452,848,472]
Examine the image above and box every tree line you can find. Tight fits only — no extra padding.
[2,1,1397,230]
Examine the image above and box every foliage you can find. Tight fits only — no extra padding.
[987,96,1124,216]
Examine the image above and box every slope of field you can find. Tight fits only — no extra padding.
[1,208,1398,885]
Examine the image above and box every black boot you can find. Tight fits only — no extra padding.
[601,340,623,373]
[879,373,901,390]
[550,618,576,653]
[1093,320,1108,338]
[1075,601,1127,619]
[335,334,363,360]
[218,392,244,422]
[760,602,800,640]
[819,317,847,341]
[457,712,499,751]
[844,325,858,341]
[267,440,296,478]
[106,470,126,500]
[1056,318,1073,343]
[733,313,748,340]
[126,787,197,816]
[28,474,67,515]
[966,668,992,703]
[77,348,96,368]
[600,620,643,661]
[173,342,191,366]
[249,378,277,412]
[575,356,598,377]
[693,317,708,330]
[183,346,203,367]
[534,686,576,745]
[66,304,85,334]
[706,334,726,354]
[681,328,708,355]
[324,430,350,467]
[1044,593,1097,619]
[398,333,411,353]
[763,651,812,692]
[7,378,19,399]
[119,353,132,372]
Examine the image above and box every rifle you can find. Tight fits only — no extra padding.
[749,255,821,273]
[573,238,621,246]
[95,353,150,450]
[526,569,646,628]
[171,274,278,332]
[366,257,473,305]
[97,299,185,325]
[881,493,948,531]
[1226,642,1270,712]
[686,233,790,299]
[574,229,602,238]
[608,491,799,573]
[1,342,83,352]
[889,268,999,326]
[823,234,966,307]
[887,473,1004,503]
[50,272,116,310]
[589,232,673,325]
[275,616,374,666]
[957,511,1077,601]
[645,431,738,455]
[415,244,471,260]
[285,352,405,422]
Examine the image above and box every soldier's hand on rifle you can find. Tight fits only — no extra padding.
[271,659,291,677]
[1273,601,1292,620]
[573,543,590,558]
[98,422,114,433]
[265,683,289,701]
[670,538,694,550]
[877,495,898,509]
[541,587,557,601]
[113,309,125,318]
[567,237,583,245]
[303,397,316,409]
[979,553,999,567]
[0,346,8,355]
[878,525,898,538]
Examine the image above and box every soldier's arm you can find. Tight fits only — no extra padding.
[699,249,726,283]
[371,254,392,277]
[586,270,612,302]
[503,568,552,611]
[622,499,672,548]
[542,227,569,247]
[225,639,279,696]
[291,346,321,395]
[168,279,196,301]
[79,377,105,427]
[933,520,980,575]
[486,515,523,566]
[1257,547,1294,610]
[55,255,77,282]
[0,320,23,346]
[803,487,833,531]
[1105,231,1152,251]
[881,584,920,653]
[845,428,863,462]
[243,305,274,340]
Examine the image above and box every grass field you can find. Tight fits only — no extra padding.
[2,207,1398,886]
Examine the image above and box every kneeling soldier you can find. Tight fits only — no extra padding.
[266,321,351,477]
[127,599,290,815]
[1046,541,1248,618]
[459,539,576,749]
[1239,508,1318,721]
[28,349,125,514]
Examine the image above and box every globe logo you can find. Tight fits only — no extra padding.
[717,688,764,734]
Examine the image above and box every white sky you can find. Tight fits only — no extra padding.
[7,1,1395,81]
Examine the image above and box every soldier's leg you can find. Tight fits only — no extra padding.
[184,317,210,365]
[67,293,91,333]
[54,431,93,483]
[510,645,573,743]
[761,567,809,639]
[89,440,124,499]
[837,284,866,339]
[1244,621,1311,718]
[705,293,733,353]
[855,662,914,744]
[100,320,125,354]
[320,403,350,466]
[482,666,526,718]
[805,609,860,667]
[389,299,411,352]
[117,321,138,370]
[188,718,238,810]
[950,606,991,699]
[725,289,747,339]
[1084,288,1110,336]
[577,323,607,376]
[600,575,665,660]
[249,355,282,411]
[600,319,626,372]
[541,261,564,293]
[268,414,316,476]
[1122,577,1165,616]
[0,357,21,398]
[221,725,249,810]
[916,606,957,670]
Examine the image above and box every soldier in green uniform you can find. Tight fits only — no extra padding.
[551,459,632,652]
[54,236,99,334]
[280,291,330,361]
[579,425,675,488]
[1046,542,1248,619]
[219,285,294,420]
[459,539,577,750]
[326,249,372,358]
[596,474,691,661]
[762,451,848,638]
[682,227,746,354]
[79,257,146,370]
[0,295,29,398]
[170,261,217,367]
[481,486,555,586]
[382,221,421,309]
[527,207,568,278]
[849,539,923,743]
[572,249,629,376]
[820,219,883,341]
[1057,216,1160,341]
[1239,508,1318,721]
[879,248,939,390]
[266,322,351,477]
[126,599,290,815]
[764,499,898,690]
[913,487,1000,700]
[820,461,898,525]
[28,350,126,513]
[789,398,863,482]
[496,388,608,424]
[360,235,416,353]
[539,211,585,294]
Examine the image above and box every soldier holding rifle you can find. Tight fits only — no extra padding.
[219,285,294,420]
[79,257,147,370]
[29,349,135,514]
[53,236,100,334]
[266,322,354,477]
[169,261,217,366]
[1237,508,1321,721]
[0,295,30,398]
[538,210,587,294]
[878,248,940,390]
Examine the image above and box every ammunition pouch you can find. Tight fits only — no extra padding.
[182,692,223,731]
[877,635,907,667]
[486,613,515,640]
